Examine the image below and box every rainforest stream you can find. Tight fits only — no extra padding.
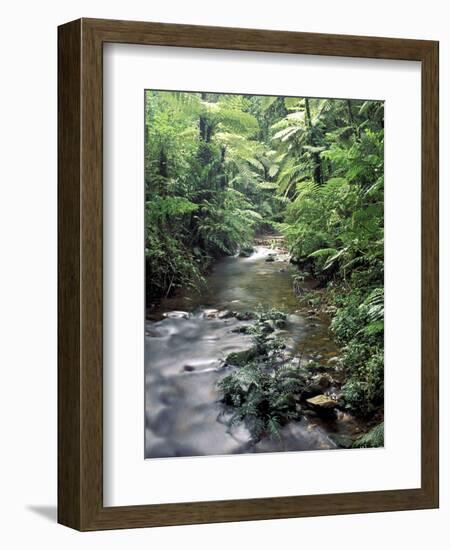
[145,244,364,458]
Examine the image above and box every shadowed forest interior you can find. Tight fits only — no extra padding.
[144,90,384,458]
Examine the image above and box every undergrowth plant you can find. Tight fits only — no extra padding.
[218,310,306,442]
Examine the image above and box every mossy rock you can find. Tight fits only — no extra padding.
[303,383,324,399]
[306,394,337,409]
[261,320,276,333]
[235,311,256,321]
[162,311,190,319]
[239,246,254,257]
[231,325,251,334]
[305,394,338,418]
[259,310,286,322]
[218,310,234,319]
[225,347,258,367]
[329,434,354,449]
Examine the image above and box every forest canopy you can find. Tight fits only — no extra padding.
[145,91,383,298]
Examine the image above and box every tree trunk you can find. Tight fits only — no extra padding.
[198,92,213,164]
[305,98,323,184]
[346,99,360,140]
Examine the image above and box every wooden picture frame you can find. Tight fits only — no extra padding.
[58,17,439,531]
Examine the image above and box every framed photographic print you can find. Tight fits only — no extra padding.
[58,18,439,530]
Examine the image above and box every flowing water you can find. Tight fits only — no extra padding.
[145,245,362,458]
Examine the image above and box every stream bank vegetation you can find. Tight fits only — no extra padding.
[145,89,384,451]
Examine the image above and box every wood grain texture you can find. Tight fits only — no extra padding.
[57,18,439,531]
[57,19,82,530]
[420,41,439,505]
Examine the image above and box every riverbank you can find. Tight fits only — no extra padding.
[292,274,384,445]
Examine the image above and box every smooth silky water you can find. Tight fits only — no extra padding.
[145,246,361,458]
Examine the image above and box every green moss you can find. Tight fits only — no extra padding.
[225,347,258,367]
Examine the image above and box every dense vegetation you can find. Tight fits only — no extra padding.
[145,90,384,437]
[219,310,304,442]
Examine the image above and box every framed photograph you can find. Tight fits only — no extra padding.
[58,18,439,530]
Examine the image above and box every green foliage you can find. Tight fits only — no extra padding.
[144,91,286,300]
[353,422,384,448]
[270,98,384,422]
[331,289,384,416]
[275,98,383,290]
[220,363,304,441]
[219,310,304,442]
[194,188,259,256]
[145,90,384,426]
[145,196,204,299]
